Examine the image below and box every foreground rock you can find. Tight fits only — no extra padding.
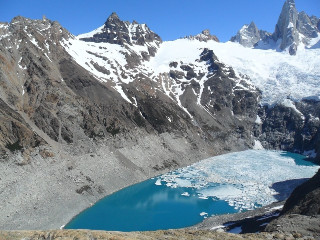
[266,169,320,238]
[281,169,320,215]
[0,229,314,240]
[194,201,285,234]
[255,99,320,163]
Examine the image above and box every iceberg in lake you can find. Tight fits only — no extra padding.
[157,150,319,211]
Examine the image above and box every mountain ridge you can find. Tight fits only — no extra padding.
[231,0,320,54]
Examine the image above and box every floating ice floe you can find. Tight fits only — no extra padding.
[181,192,190,197]
[156,150,319,212]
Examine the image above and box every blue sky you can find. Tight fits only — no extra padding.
[1,0,320,42]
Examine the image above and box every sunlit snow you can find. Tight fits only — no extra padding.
[149,39,320,105]
[62,28,320,106]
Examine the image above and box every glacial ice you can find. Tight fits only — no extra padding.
[157,150,319,212]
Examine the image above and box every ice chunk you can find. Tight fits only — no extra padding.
[200,212,208,216]
[158,150,319,212]
[253,140,264,150]
[155,179,162,186]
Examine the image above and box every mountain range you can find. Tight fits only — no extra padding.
[0,0,319,231]
[231,0,320,54]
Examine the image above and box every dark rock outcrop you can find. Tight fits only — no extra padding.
[281,169,320,215]
[255,99,320,163]
[0,99,45,157]
[176,48,260,150]
[265,170,320,237]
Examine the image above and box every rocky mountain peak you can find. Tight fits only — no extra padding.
[286,0,296,7]
[297,11,319,38]
[232,0,319,54]
[79,12,162,49]
[103,12,127,32]
[248,21,258,29]
[272,0,320,55]
[230,21,271,48]
[185,29,219,42]
[108,12,120,21]
[0,15,71,51]
[273,0,299,54]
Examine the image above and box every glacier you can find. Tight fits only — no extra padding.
[148,39,320,105]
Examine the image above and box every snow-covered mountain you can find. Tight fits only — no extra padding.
[64,30,320,106]
[0,13,263,158]
[0,5,319,159]
[231,0,320,55]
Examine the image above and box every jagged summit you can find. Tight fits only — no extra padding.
[273,0,320,54]
[185,29,219,42]
[286,0,296,7]
[0,15,71,49]
[273,0,300,54]
[78,12,162,48]
[230,21,271,48]
[107,12,120,21]
[231,0,320,54]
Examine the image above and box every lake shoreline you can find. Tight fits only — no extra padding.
[0,131,215,230]
[1,134,318,231]
[62,150,319,232]
[192,201,285,233]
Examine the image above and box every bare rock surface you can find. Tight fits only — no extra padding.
[0,229,314,240]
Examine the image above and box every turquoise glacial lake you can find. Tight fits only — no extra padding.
[65,150,319,231]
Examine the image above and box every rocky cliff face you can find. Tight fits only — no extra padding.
[281,169,320,215]
[272,0,320,54]
[273,0,300,54]
[255,98,320,163]
[265,169,320,238]
[274,1,319,55]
